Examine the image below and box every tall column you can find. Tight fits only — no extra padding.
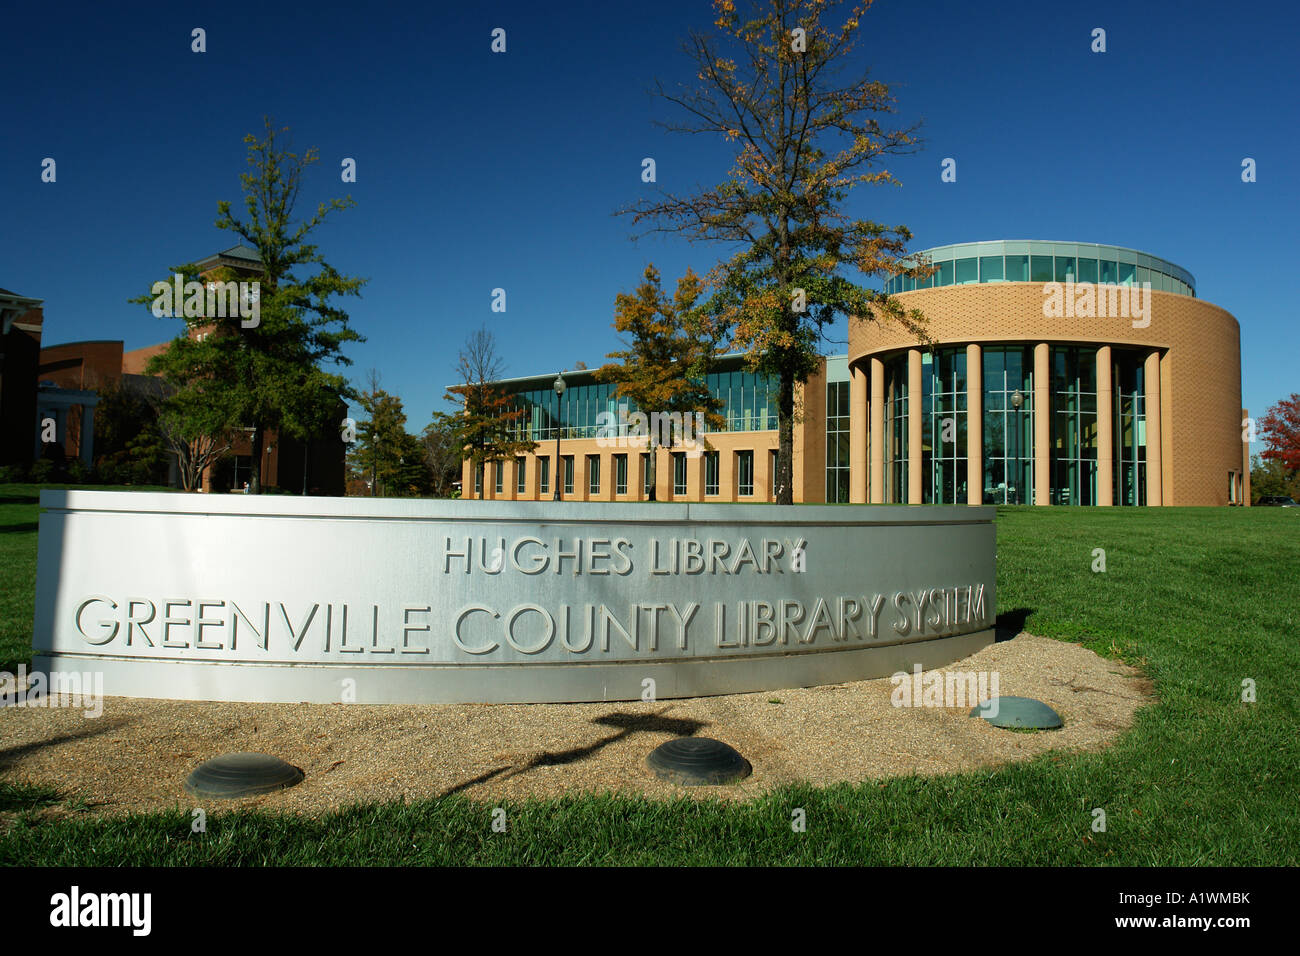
[850,364,868,503]
[1034,343,1051,506]
[630,450,646,501]
[870,357,885,503]
[1145,350,1162,506]
[966,344,982,506]
[907,348,923,505]
[1096,346,1114,506]
[686,450,703,501]
[573,453,588,502]
[1242,407,1251,506]
[654,448,670,501]
[756,445,773,502]
[720,446,736,501]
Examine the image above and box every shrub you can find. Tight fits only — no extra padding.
[28,460,57,483]
[65,459,95,484]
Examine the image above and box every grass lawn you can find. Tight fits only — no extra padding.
[1,482,1297,865]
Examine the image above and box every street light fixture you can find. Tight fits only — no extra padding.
[553,372,566,502]
[1010,390,1024,504]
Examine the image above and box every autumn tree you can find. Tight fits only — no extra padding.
[1258,393,1300,472]
[623,0,932,503]
[444,328,536,495]
[595,265,725,500]
[135,117,365,493]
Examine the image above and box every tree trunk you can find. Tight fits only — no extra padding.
[777,372,795,505]
[249,425,264,494]
[647,438,658,502]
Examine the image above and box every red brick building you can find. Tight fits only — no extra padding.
[5,245,346,494]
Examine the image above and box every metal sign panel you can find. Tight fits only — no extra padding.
[32,492,996,704]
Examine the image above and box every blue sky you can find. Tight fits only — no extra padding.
[3,0,1296,427]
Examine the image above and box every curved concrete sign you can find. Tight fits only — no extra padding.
[32,491,996,704]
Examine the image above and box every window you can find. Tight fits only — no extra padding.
[737,451,754,496]
[826,380,850,502]
[770,449,779,501]
[884,356,909,503]
[230,455,253,492]
[979,256,1004,282]
[705,451,720,496]
[615,453,628,495]
[494,460,504,495]
[1113,351,1146,507]
[936,261,954,286]
[982,346,1034,504]
[1119,262,1136,285]
[587,455,600,495]
[1055,256,1076,282]
[539,457,550,496]
[672,452,687,496]
[955,257,978,285]
[1051,346,1098,506]
[1005,255,1029,281]
[1077,258,1098,283]
[1099,260,1118,284]
[562,455,574,495]
[516,457,526,495]
[642,452,654,496]
[474,465,482,498]
[1031,255,1054,282]
[923,348,968,504]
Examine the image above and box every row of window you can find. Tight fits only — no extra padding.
[475,449,773,498]
[867,345,1154,506]
[884,254,1194,297]
[505,369,780,441]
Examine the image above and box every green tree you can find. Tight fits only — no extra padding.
[134,117,365,493]
[351,371,426,497]
[623,0,931,503]
[422,411,468,498]
[594,265,725,500]
[92,378,169,484]
[444,328,536,495]
[1250,453,1300,503]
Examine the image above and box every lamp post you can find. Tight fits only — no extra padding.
[1010,389,1024,505]
[553,372,566,502]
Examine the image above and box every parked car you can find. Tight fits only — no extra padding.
[1257,495,1298,507]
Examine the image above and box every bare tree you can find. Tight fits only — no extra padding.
[445,327,535,495]
[154,411,231,491]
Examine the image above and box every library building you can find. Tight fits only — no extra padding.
[461,240,1248,507]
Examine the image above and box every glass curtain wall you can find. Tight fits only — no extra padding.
[922,349,968,503]
[883,356,909,503]
[825,381,850,502]
[507,369,781,441]
[1113,352,1147,506]
[981,347,1035,504]
[1051,347,1098,505]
